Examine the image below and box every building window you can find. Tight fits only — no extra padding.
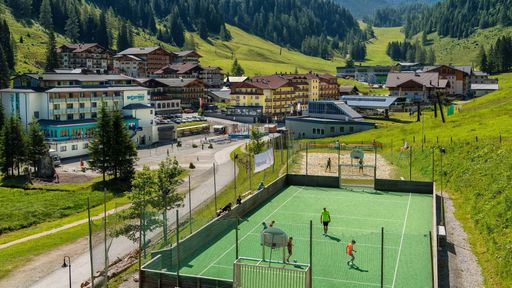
[313,128,316,134]
[150,110,153,115]
[321,129,324,135]
[92,102,97,108]
[330,127,335,133]
[339,127,345,133]
[34,111,40,119]
[67,103,73,109]
[92,112,97,118]
[60,146,67,152]
[80,103,85,108]
[349,127,354,133]
[54,104,60,109]
[72,144,78,151]
[83,143,89,149]
[54,115,61,120]
[79,113,85,119]
[67,114,74,120]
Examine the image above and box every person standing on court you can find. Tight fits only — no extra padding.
[358,158,364,174]
[286,237,293,262]
[346,240,357,266]
[326,158,332,172]
[320,208,331,235]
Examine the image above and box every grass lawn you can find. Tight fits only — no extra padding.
[301,72,512,287]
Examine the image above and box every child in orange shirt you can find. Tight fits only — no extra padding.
[346,240,357,266]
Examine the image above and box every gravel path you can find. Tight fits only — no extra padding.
[441,194,484,288]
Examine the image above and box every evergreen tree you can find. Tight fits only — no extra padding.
[169,13,185,47]
[88,103,112,182]
[96,12,110,49]
[109,110,137,180]
[421,31,428,45]
[478,46,489,73]
[219,23,231,41]
[8,117,27,176]
[198,19,208,40]
[44,30,58,71]
[117,22,133,51]
[39,0,53,30]
[0,117,14,176]
[0,20,15,70]
[64,8,80,40]
[0,47,9,89]
[27,119,47,175]
[231,58,244,76]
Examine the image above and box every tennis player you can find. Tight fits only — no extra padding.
[320,208,331,235]
[346,240,357,266]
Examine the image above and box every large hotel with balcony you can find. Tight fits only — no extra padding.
[0,72,169,158]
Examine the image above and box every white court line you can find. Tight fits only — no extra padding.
[392,193,412,288]
[314,276,392,287]
[275,221,384,234]
[247,233,400,249]
[211,264,233,269]
[295,193,408,204]
[198,186,305,276]
[277,211,403,222]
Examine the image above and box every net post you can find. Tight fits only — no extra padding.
[381,227,384,288]
[176,209,180,287]
[309,220,313,287]
[374,141,377,182]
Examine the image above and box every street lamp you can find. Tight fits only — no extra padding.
[61,256,71,288]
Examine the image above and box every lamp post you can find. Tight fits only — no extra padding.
[62,256,71,288]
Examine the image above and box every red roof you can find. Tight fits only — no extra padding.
[57,43,108,53]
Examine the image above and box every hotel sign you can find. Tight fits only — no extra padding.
[127,94,146,101]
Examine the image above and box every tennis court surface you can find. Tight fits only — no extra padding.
[145,185,433,288]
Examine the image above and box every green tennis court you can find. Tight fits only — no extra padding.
[168,185,433,287]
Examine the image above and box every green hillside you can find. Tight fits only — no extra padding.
[192,25,343,76]
[364,26,404,65]
[313,73,512,287]
[418,26,512,66]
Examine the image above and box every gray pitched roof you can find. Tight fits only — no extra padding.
[147,78,199,87]
[118,47,167,55]
[342,96,399,109]
[386,72,444,88]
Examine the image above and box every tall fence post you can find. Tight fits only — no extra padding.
[391,140,393,164]
[87,197,95,288]
[103,189,108,285]
[306,142,309,175]
[374,142,377,181]
[188,175,192,235]
[234,154,238,204]
[235,218,239,259]
[381,227,384,288]
[176,210,180,287]
[213,163,217,214]
[409,146,413,181]
[309,220,313,286]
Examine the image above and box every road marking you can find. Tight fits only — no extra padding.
[198,186,304,276]
[392,193,412,288]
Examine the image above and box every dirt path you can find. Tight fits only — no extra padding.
[441,194,484,288]
[294,151,394,179]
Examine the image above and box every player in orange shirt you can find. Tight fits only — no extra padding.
[346,240,357,266]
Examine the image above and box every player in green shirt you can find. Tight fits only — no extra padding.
[320,208,331,235]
